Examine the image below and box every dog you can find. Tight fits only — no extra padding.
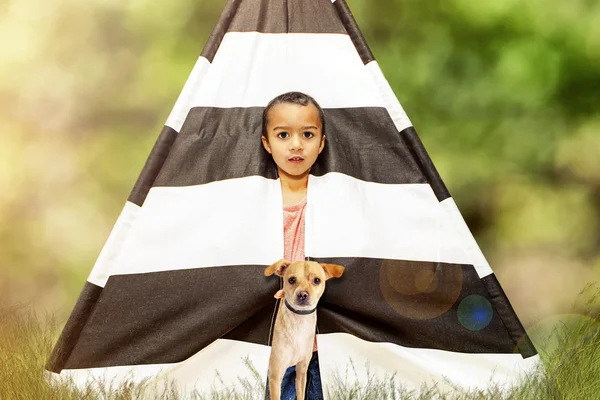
[264,259,344,400]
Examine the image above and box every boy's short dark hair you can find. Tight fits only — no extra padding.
[262,91,326,140]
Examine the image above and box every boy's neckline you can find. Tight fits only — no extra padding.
[283,196,307,210]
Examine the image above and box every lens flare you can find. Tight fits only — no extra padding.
[457,295,493,331]
[379,260,463,321]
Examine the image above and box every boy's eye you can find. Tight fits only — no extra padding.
[277,132,289,139]
[288,277,296,284]
[303,131,314,138]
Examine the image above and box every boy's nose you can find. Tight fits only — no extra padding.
[290,137,303,150]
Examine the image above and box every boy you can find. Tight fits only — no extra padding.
[262,92,326,207]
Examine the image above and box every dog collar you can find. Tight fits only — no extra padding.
[284,298,317,315]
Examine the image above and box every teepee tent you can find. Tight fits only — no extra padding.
[46,0,539,396]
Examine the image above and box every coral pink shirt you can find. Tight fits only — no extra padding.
[283,196,319,351]
[283,197,306,262]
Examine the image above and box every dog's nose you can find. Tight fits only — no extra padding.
[297,291,309,301]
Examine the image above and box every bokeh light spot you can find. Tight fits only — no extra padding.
[414,268,438,293]
[457,295,493,331]
[380,260,463,321]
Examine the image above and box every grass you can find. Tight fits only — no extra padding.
[1,283,598,400]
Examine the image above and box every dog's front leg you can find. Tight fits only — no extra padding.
[295,360,309,400]
[268,366,285,400]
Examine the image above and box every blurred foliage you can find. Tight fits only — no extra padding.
[0,0,599,324]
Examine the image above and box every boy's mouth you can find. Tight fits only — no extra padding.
[288,156,304,162]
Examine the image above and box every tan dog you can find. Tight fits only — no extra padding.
[264,259,344,400]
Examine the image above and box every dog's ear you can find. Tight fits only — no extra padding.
[264,259,291,277]
[321,263,345,280]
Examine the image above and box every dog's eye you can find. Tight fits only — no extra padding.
[288,277,296,284]
[314,278,321,284]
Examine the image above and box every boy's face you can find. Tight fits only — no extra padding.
[261,103,326,179]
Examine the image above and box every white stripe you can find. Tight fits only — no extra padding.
[306,173,492,277]
[318,333,540,397]
[46,339,270,397]
[104,176,283,278]
[45,363,171,392]
[46,335,539,397]
[165,56,211,133]
[440,197,493,277]
[90,175,492,281]
[87,201,141,287]
[366,60,412,132]
[163,32,411,133]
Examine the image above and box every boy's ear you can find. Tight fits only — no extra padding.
[318,134,326,154]
[321,263,344,280]
[261,136,272,154]
[264,259,290,277]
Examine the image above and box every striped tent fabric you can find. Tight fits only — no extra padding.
[46,0,540,396]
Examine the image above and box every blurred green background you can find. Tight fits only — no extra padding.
[1,0,599,329]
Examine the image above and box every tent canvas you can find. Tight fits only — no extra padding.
[46,0,539,396]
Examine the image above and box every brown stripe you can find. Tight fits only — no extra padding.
[314,257,537,357]
[63,265,279,369]
[45,282,103,373]
[58,259,535,369]
[226,0,346,34]
[153,107,426,188]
